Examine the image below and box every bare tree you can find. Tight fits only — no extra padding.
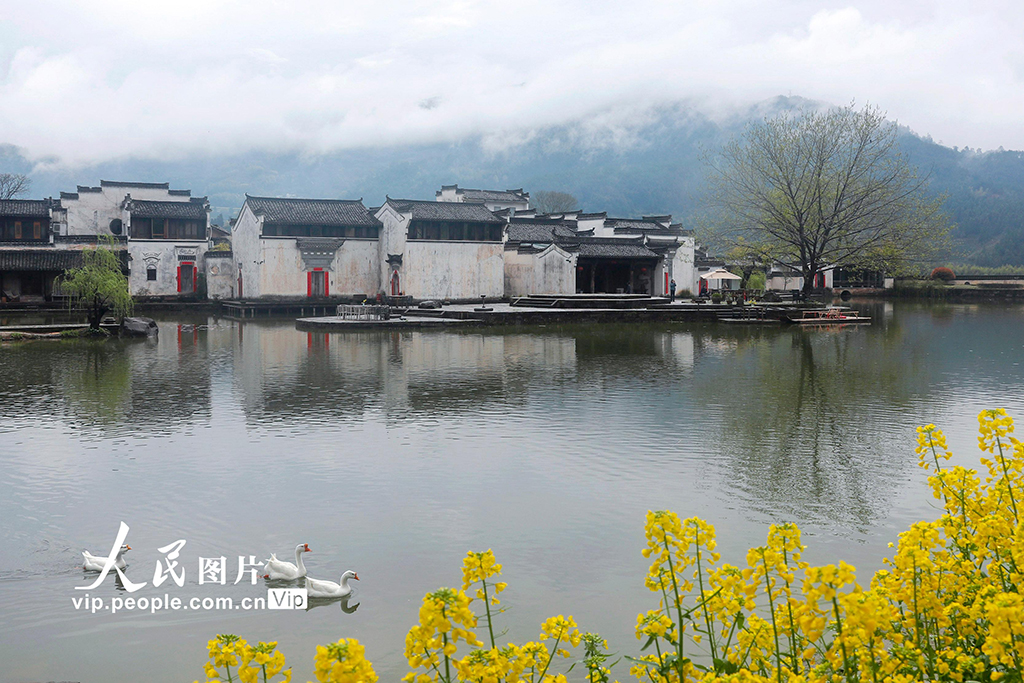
[0,173,30,200]
[706,105,951,294]
[532,190,578,214]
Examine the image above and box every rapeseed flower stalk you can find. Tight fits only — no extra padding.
[408,549,582,683]
[462,549,508,649]
[199,634,248,683]
[311,638,378,683]
[403,587,483,683]
[580,633,618,683]
[238,640,290,683]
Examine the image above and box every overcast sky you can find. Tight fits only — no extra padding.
[1,0,1022,165]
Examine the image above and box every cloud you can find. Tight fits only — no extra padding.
[1,0,1023,166]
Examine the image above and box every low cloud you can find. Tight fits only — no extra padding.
[1,0,1023,166]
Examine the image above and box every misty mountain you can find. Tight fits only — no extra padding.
[3,96,1022,265]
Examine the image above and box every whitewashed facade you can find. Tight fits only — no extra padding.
[376,198,505,300]
[56,181,212,298]
[121,195,211,297]
[501,214,695,296]
[766,267,835,292]
[232,196,382,300]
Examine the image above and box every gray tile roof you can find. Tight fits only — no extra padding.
[126,200,208,220]
[246,196,380,227]
[460,188,528,203]
[607,218,683,234]
[388,198,502,223]
[576,239,660,259]
[506,221,578,243]
[101,180,170,189]
[0,199,57,217]
[0,249,84,271]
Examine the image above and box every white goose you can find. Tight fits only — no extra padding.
[263,543,311,580]
[83,544,131,571]
[307,570,359,599]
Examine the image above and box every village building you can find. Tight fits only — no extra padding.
[0,197,73,302]
[502,212,695,297]
[120,195,212,297]
[231,196,382,300]
[55,181,218,299]
[503,218,579,296]
[435,185,530,213]
[766,266,834,293]
[375,198,505,300]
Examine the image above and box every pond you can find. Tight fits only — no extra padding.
[1,300,1023,682]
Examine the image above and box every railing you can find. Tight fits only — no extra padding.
[336,304,391,320]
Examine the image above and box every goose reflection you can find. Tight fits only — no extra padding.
[306,594,360,613]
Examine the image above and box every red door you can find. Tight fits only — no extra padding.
[177,261,195,294]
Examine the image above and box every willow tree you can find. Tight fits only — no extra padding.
[706,105,951,294]
[61,236,133,330]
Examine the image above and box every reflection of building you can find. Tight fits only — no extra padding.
[231,322,578,425]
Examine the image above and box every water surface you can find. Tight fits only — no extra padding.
[1,301,1022,682]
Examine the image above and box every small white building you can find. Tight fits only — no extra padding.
[502,213,695,297]
[56,181,214,299]
[121,196,211,297]
[503,220,578,296]
[766,266,835,292]
[232,196,382,300]
[435,185,530,213]
[375,198,505,300]
[570,213,694,296]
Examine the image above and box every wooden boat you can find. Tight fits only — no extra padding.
[784,308,871,325]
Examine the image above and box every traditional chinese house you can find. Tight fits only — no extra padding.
[231,196,383,300]
[0,198,71,301]
[375,198,505,300]
[55,181,219,299]
[502,211,695,296]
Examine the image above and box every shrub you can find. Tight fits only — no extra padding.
[930,266,955,281]
[710,292,723,304]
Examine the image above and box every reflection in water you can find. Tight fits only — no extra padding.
[692,314,925,529]
[1,304,1023,683]
[306,594,360,613]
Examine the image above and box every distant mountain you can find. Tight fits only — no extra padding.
[3,96,1023,265]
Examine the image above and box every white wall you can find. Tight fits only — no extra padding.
[64,185,188,237]
[376,204,407,293]
[766,268,834,291]
[232,203,263,298]
[258,238,380,298]
[404,241,504,300]
[205,254,237,300]
[504,245,576,296]
[127,240,209,297]
[673,238,696,295]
